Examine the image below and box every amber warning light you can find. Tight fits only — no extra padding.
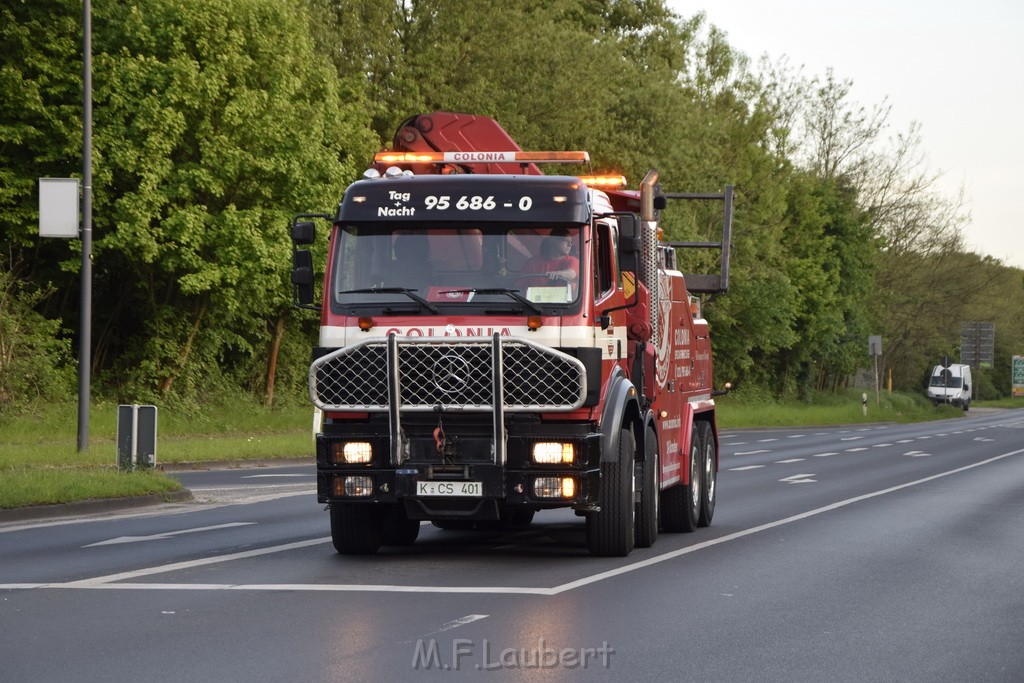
[374,150,590,165]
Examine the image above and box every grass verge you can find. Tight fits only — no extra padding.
[0,400,315,509]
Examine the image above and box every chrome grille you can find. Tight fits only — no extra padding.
[311,336,586,412]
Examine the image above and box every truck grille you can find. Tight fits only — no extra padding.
[311,336,586,412]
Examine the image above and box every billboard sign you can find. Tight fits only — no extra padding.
[1013,355,1024,398]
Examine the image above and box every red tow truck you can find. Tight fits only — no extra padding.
[290,112,733,556]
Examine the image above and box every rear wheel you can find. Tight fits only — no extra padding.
[661,425,700,533]
[634,426,659,548]
[696,421,716,528]
[330,504,382,554]
[587,429,636,557]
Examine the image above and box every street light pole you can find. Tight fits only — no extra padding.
[77,0,93,452]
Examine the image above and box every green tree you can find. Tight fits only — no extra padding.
[88,0,376,399]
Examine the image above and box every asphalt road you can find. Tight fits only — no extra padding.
[2,409,1023,682]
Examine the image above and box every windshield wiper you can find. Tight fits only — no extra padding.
[337,287,439,314]
[441,288,544,316]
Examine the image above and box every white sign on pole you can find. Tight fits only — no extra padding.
[39,178,80,238]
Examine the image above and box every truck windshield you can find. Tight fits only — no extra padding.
[330,225,582,310]
[929,374,962,388]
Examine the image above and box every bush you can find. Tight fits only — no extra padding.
[0,259,75,411]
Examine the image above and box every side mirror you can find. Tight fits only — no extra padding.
[291,221,316,245]
[292,249,315,305]
[617,214,641,274]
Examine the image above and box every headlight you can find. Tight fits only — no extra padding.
[332,441,372,464]
[532,442,575,464]
[533,476,576,498]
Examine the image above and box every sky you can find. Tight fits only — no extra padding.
[669,1,1024,269]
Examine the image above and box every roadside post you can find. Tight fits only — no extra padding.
[117,404,158,471]
[868,336,883,406]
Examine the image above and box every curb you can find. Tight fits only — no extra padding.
[0,489,194,524]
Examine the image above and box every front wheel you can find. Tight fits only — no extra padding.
[587,429,636,557]
[330,504,382,554]
[635,426,659,548]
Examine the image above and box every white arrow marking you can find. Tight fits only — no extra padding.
[438,614,489,632]
[780,474,817,484]
[84,523,255,547]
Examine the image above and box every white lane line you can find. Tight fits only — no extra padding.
[846,447,869,452]
[734,450,770,456]
[7,448,1021,597]
[774,458,805,464]
[872,443,893,448]
[787,435,807,439]
[757,438,779,443]
[840,436,864,441]
[728,465,765,471]
[812,452,839,458]
[546,447,1024,596]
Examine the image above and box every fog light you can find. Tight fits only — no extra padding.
[532,442,575,464]
[334,475,373,497]
[534,476,575,499]
[333,441,372,464]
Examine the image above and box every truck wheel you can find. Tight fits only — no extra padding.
[697,421,716,528]
[329,504,382,554]
[635,426,659,548]
[586,428,636,557]
[661,428,700,533]
[380,505,420,546]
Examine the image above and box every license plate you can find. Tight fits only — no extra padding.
[416,480,483,497]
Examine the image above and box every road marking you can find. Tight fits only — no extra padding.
[840,436,864,441]
[779,474,817,484]
[7,447,1022,597]
[904,451,931,457]
[775,458,805,464]
[728,465,765,471]
[787,435,807,439]
[757,438,779,443]
[439,614,489,631]
[734,450,770,456]
[872,443,893,448]
[83,522,256,547]
[812,452,839,458]
[896,439,914,444]
[845,447,869,452]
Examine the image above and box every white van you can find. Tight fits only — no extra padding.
[926,363,973,410]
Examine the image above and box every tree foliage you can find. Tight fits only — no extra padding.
[1,0,1022,408]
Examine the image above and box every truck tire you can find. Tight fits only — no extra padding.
[381,505,420,546]
[586,428,636,557]
[696,420,716,528]
[661,427,700,533]
[635,426,659,548]
[330,504,382,554]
